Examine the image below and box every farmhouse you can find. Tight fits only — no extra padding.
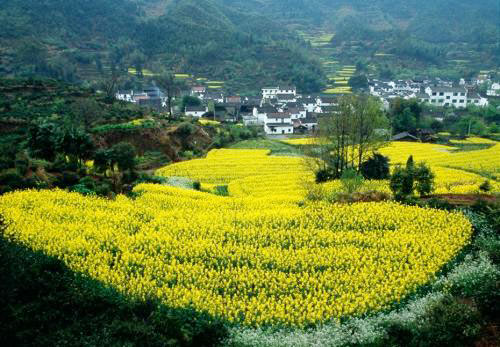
[424,86,467,108]
[264,112,293,135]
[185,106,207,118]
[262,85,297,100]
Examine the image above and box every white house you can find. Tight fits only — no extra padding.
[262,86,297,100]
[287,107,307,120]
[302,97,317,113]
[424,86,467,108]
[185,106,207,118]
[316,96,337,107]
[264,112,294,135]
[253,105,277,124]
[191,86,206,99]
[487,83,500,97]
[467,92,489,107]
[116,90,135,102]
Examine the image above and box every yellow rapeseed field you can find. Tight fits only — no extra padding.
[380,141,500,177]
[0,140,495,328]
[0,186,472,327]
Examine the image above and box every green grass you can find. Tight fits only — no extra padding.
[230,139,304,156]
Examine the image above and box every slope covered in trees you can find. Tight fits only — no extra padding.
[0,0,324,93]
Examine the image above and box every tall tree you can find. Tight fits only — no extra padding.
[156,73,184,117]
[308,95,388,179]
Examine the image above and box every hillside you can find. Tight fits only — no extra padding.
[0,0,324,93]
[216,0,499,78]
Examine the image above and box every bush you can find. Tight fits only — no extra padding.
[360,153,390,179]
[315,168,338,183]
[0,237,229,347]
[479,180,492,192]
[340,168,364,194]
[414,295,481,346]
[176,122,196,137]
[214,185,229,196]
[390,156,435,200]
[193,181,201,191]
[56,171,80,188]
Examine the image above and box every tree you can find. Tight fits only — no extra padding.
[391,98,422,133]
[59,127,95,167]
[390,156,435,200]
[110,142,136,172]
[71,99,102,131]
[307,95,388,179]
[181,96,202,111]
[360,153,390,179]
[349,74,369,90]
[157,73,184,117]
[93,142,136,175]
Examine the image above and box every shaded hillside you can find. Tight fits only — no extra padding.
[0,0,325,93]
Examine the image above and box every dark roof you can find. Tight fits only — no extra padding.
[256,106,278,113]
[302,117,318,124]
[287,107,305,113]
[319,97,337,103]
[391,132,418,141]
[266,123,293,127]
[268,112,291,119]
[276,94,296,100]
[186,106,206,112]
[429,86,466,93]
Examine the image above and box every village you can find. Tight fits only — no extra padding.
[115,73,499,137]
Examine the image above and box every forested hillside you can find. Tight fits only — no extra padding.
[0,0,497,92]
[0,0,324,93]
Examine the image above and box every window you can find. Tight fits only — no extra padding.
[446,96,451,99]
[460,93,465,96]
[475,100,479,103]
[439,99,444,103]
[460,100,464,103]
[453,93,458,96]
[439,92,444,96]
[432,92,437,96]
[453,100,457,103]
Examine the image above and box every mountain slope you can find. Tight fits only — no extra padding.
[0,0,325,92]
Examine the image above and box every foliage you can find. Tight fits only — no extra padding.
[340,168,364,194]
[0,187,472,327]
[390,156,435,200]
[310,95,388,179]
[360,153,390,180]
[0,235,228,347]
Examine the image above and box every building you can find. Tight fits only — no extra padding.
[487,83,500,97]
[264,112,293,135]
[191,86,206,99]
[424,86,467,108]
[185,106,207,118]
[253,105,278,124]
[262,86,297,100]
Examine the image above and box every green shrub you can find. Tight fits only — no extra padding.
[479,180,492,192]
[193,181,201,191]
[340,168,364,194]
[390,156,435,200]
[413,295,481,346]
[315,167,337,183]
[360,153,390,180]
[214,185,229,196]
[0,236,229,347]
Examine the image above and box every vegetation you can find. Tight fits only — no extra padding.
[308,95,388,181]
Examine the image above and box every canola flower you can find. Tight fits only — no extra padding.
[380,141,500,177]
[0,186,472,327]
[157,147,498,197]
